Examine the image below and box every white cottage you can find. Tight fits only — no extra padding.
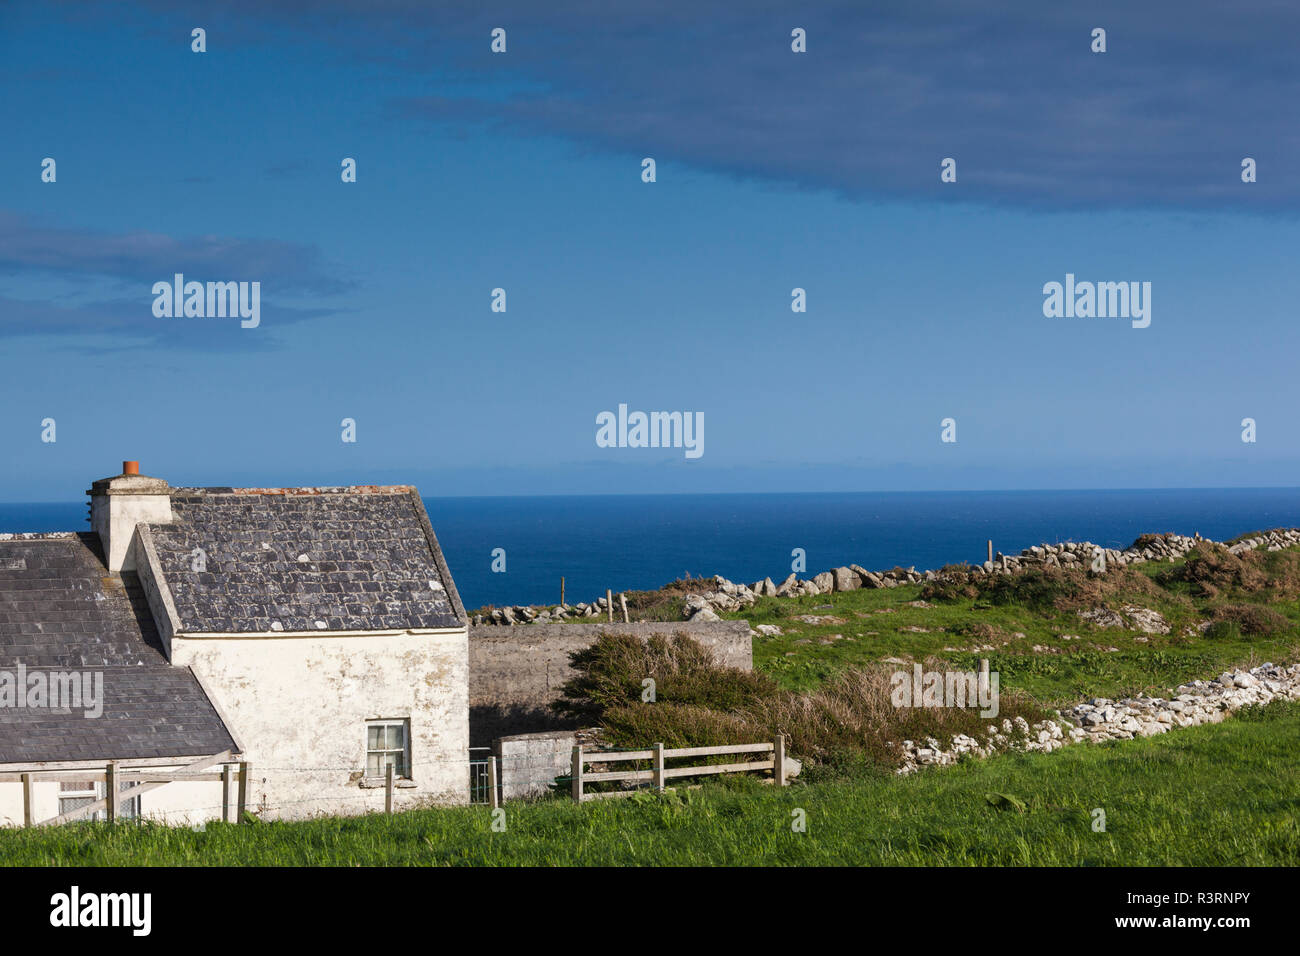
[0,463,470,825]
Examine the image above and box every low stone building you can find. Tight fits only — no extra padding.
[0,462,469,825]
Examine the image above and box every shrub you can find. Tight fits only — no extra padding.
[950,621,1001,641]
[1157,542,1267,597]
[919,565,980,602]
[552,633,779,721]
[601,702,751,750]
[979,568,1081,611]
[623,578,719,622]
[592,654,1050,774]
[1210,603,1292,637]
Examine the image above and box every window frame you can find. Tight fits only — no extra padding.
[364,719,412,781]
[58,778,140,821]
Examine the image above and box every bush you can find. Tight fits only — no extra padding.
[979,568,1081,611]
[593,656,1049,774]
[950,621,1001,641]
[1158,543,1267,598]
[552,633,779,721]
[601,702,751,749]
[622,579,719,622]
[1210,603,1292,637]
[558,638,1055,775]
[919,565,980,602]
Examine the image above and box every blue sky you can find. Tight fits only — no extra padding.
[2,0,1298,502]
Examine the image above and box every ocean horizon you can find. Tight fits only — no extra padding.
[3,487,1299,611]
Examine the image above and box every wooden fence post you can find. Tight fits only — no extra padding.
[652,742,664,792]
[571,745,583,802]
[385,763,394,814]
[105,762,118,822]
[237,761,249,822]
[221,764,232,823]
[560,577,565,607]
[21,772,32,827]
[620,593,629,624]
[987,540,993,566]
[487,755,500,810]
[606,589,613,622]
[774,735,787,787]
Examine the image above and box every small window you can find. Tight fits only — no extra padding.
[366,720,410,779]
[59,779,139,821]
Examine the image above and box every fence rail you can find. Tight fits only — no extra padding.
[4,740,785,822]
[570,736,787,801]
[0,751,247,826]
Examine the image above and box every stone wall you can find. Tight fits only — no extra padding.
[896,661,1300,774]
[469,620,752,745]
[671,528,1300,624]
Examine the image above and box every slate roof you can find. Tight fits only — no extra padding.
[146,487,466,633]
[0,535,238,764]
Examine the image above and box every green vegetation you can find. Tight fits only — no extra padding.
[736,543,1300,707]
[4,700,1296,866]
[6,540,1296,866]
[554,632,1046,773]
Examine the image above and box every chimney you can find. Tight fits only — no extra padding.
[87,461,173,572]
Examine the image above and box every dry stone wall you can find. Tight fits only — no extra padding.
[471,529,1300,628]
[895,662,1300,775]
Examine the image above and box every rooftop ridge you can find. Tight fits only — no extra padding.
[169,485,416,496]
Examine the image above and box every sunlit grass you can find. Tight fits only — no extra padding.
[3,703,1296,866]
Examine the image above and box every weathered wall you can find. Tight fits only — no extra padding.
[171,628,469,818]
[493,730,576,800]
[89,479,172,573]
[469,621,751,745]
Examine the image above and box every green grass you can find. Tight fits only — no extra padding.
[735,550,1300,706]
[4,703,1296,865]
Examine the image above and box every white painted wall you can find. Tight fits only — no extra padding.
[0,766,227,828]
[171,628,470,819]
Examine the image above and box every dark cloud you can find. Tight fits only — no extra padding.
[53,0,1300,210]
[0,293,344,352]
[0,211,354,295]
[0,210,351,351]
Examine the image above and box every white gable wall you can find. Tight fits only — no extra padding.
[170,627,470,818]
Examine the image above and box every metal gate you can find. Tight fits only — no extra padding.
[468,747,492,804]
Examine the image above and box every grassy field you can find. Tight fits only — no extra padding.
[5,542,1296,866]
[736,548,1300,706]
[2,699,1296,866]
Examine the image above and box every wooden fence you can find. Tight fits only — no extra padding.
[570,736,787,802]
[0,751,248,826]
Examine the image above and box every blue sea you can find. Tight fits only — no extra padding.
[5,489,1300,610]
